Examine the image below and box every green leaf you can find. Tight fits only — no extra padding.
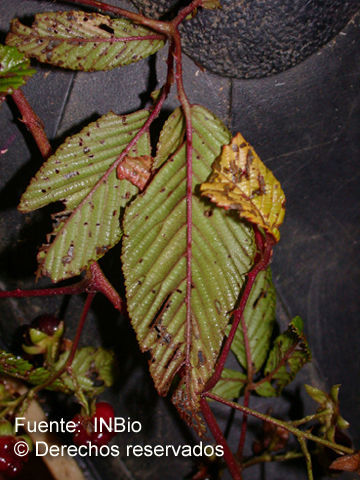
[122,105,255,430]
[6,11,165,71]
[0,45,35,95]
[256,317,311,397]
[19,110,150,282]
[230,268,276,373]
[0,351,33,378]
[211,368,246,400]
[154,107,185,169]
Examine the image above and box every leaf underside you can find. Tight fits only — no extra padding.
[6,11,164,71]
[256,316,311,397]
[19,109,150,282]
[122,105,255,432]
[200,133,286,241]
[0,44,35,95]
[230,268,276,373]
[211,368,247,400]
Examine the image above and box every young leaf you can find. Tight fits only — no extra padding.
[19,110,150,282]
[0,44,35,96]
[200,133,285,241]
[305,384,349,442]
[6,11,165,71]
[230,268,276,373]
[122,105,255,431]
[256,317,311,397]
[210,368,247,400]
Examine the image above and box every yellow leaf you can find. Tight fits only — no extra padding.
[200,133,285,241]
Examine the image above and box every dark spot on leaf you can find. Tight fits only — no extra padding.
[198,351,205,366]
[204,209,213,217]
[176,289,182,294]
[95,245,109,255]
[112,210,117,217]
[55,169,60,174]
[139,259,143,263]
[160,188,165,193]
[98,23,114,35]
[83,147,90,154]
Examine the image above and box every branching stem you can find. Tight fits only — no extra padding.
[204,392,355,456]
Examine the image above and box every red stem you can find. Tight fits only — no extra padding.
[171,28,194,399]
[237,310,253,459]
[200,397,243,480]
[11,89,52,159]
[0,284,86,298]
[204,230,274,393]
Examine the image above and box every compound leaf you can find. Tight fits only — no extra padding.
[6,11,164,71]
[0,44,35,96]
[122,105,255,432]
[256,317,311,397]
[230,268,276,373]
[200,133,285,241]
[19,109,150,282]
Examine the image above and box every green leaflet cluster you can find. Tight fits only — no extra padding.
[0,44,35,96]
[0,347,114,396]
[6,11,164,71]
[19,110,150,282]
[122,106,255,428]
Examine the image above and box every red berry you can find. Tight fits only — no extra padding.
[72,402,116,447]
[31,314,60,336]
[0,436,28,477]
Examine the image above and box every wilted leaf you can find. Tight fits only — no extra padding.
[19,109,150,282]
[305,384,349,442]
[200,133,285,241]
[230,268,276,373]
[117,154,152,190]
[211,368,246,400]
[122,106,255,432]
[6,11,164,71]
[0,44,35,95]
[256,317,311,397]
[330,452,360,473]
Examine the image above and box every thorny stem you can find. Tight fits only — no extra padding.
[204,229,274,393]
[0,262,122,310]
[200,397,243,480]
[11,89,52,159]
[205,392,355,456]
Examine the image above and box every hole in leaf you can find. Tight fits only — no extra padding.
[98,23,114,35]
[149,294,171,330]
